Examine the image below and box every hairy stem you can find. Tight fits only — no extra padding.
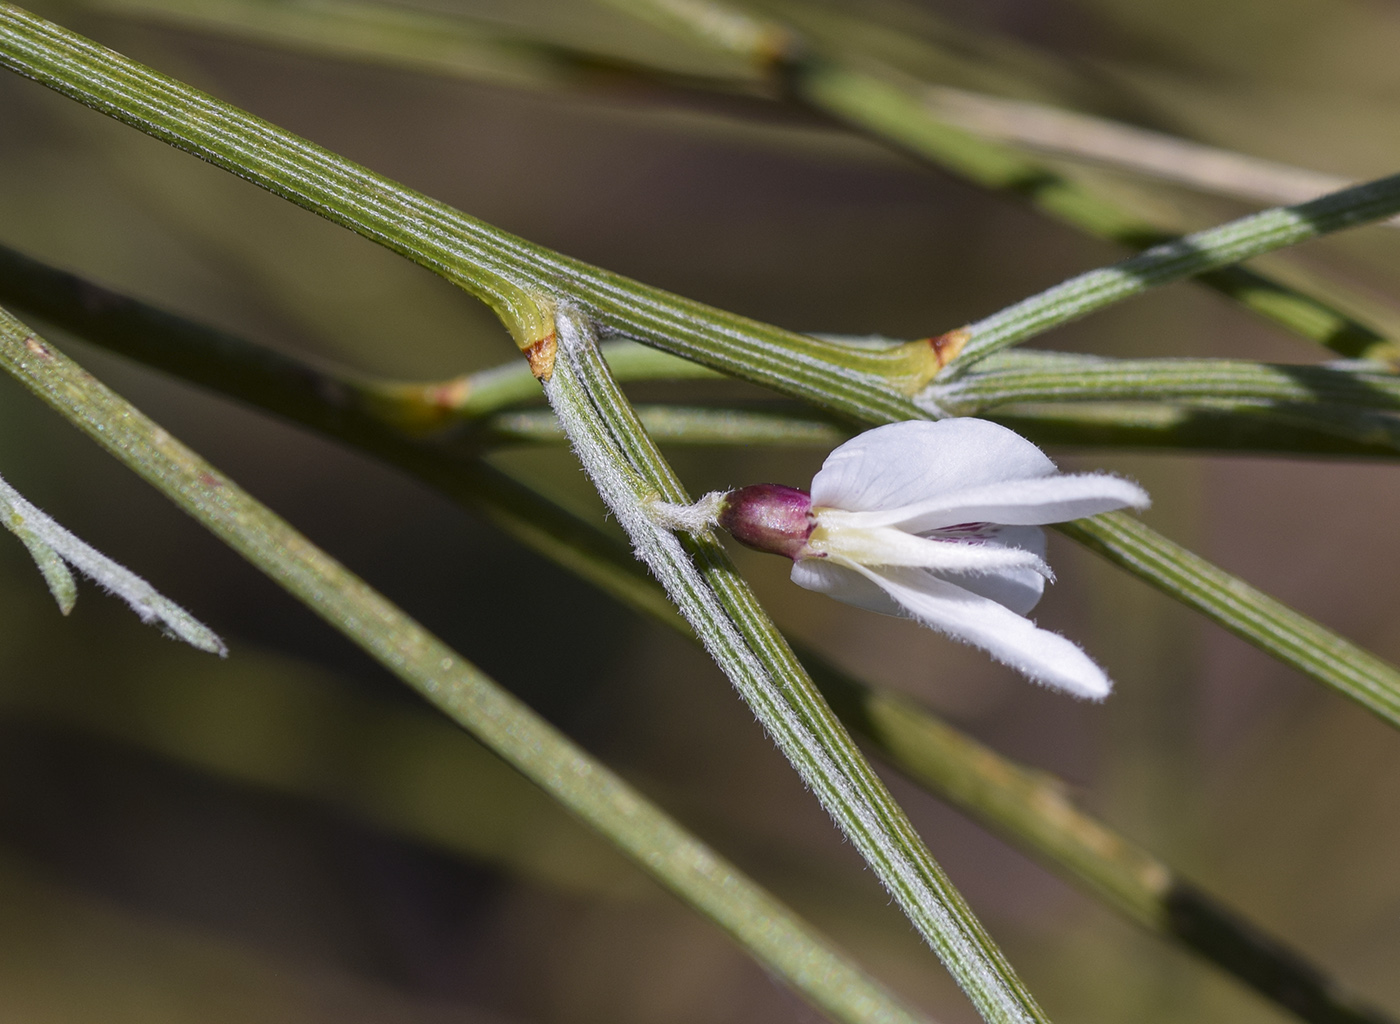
[544,305,1051,1024]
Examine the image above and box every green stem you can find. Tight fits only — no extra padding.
[932,352,1400,452]
[943,174,1400,370]
[936,352,1400,413]
[544,306,1051,1024]
[990,403,1400,459]
[0,303,936,1024]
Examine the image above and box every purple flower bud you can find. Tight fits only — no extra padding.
[718,484,815,560]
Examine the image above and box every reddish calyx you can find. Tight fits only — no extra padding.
[717,484,816,560]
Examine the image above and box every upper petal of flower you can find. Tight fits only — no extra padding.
[836,562,1113,699]
[810,419,1056,513]
[837,472,1151,534]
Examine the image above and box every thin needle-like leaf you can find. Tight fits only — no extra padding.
[0,471,226,652]
[1059,511,1400,729]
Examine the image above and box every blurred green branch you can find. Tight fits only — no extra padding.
[920,86,1392,219]
[0,303,938,1024]
[599,0,1400,364]
[86,0,750,93]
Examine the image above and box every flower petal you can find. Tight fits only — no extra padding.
[842,562,1113,699]
[936,525,1047,615]
[809,518,1051,576]
[810,419,1056,513]
[791,558,903,616]
[841,473,1150,534]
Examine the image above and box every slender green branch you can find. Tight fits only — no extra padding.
[942,174,1400,371]
[4,255,1389,1023]
[991,403,1400,459]
[1059,512,1400,729]
[936,351,1400,412]
[0,303,937,1024]
[489,401,1400,458]
[10,238,1394,460]
[931,351,1400,451]
[544,306,1051,1024]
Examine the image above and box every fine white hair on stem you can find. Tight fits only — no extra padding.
[0,472,226,655]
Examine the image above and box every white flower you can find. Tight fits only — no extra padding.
[717,419,1149,699]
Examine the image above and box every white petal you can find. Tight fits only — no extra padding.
[842,562,1113,699]
[810,419,1056,513]
[792,558,903,616]
[809,518,1051,576]
[841,473,1150,534]
[795,527,1049,617]
[936,525,1047,615]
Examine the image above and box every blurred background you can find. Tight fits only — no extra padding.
[2,0,1400,1021]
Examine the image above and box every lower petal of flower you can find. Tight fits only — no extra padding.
[838,561,1112,699]
[792,558,905,617]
